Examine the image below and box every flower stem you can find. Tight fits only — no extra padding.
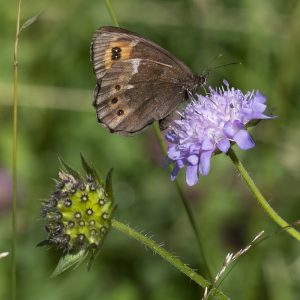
[227,148,300,241]
[12,0,22,299]
[102,0,213,283]
[111,219,228,300]
[153,123,213,281]
[104,0,119,27]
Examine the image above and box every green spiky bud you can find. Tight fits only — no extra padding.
[39,156,114,275]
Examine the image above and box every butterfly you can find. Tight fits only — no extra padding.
[90,26,206,136]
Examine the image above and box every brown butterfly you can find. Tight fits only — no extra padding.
[90,26,206,136]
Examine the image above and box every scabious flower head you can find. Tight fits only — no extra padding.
[39,156,114,274]
[166,81,274,186]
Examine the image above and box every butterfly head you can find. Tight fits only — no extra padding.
[194,73,207,87]
[187,73,207,95]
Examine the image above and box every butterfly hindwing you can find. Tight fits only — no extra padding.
[94,59,184,135]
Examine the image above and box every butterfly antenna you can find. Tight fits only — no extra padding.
[202,54,223,75]
[200,61,241,83]
[212,61,241,71]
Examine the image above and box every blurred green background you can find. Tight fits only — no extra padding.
[1,0,300,299]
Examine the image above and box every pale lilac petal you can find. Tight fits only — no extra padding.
[217,138,230,153]
[187,155,198,165]
[253,91,266,104]
[168,147,182,160]
[186,165,198,186]
[202,139,214,151]
[252,112,273,120]
[199,151,213,175]
[189,144,201,154]
[233,129,255,150]
[177,159,185,168]
[223,120,243,138]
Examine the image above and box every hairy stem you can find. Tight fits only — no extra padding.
[111,219,228,300]
[228,148,300,241]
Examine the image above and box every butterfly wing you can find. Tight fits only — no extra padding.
[91,26,193,135]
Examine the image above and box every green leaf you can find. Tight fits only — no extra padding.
[19,12,43,34]
[80,153,103,185]
[58,155,82,181]
[105,168,114,203]
[51,249,88,278]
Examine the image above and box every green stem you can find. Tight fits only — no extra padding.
[227,148,300,241]
[12,0,22,299]
[104,0,119,27]
[103,0,213,283]
[153,123,212,281]
[111,219,228,300]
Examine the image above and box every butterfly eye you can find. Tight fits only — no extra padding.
[117,109,124,116]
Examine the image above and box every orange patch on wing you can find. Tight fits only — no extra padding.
[104,41,136,70]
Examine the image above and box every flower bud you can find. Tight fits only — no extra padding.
[39,156,114,275]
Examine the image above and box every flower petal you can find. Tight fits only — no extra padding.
[253,91,266,104]
[168,147,182,160]
[199,151,213,175]
[217,138,230,153]
[186,164,199,186]
[202,139,214,151]
[223,120,243,138]
[234,129,255,150]
[187,154,199,165]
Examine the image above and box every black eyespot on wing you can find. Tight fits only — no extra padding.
[111,97,118,104]
[117,109,124,116]
[112,47,121,54]
[111,47,122,61]
[111,53,121,60]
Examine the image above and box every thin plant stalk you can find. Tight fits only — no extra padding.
[227,148,300,241]
[103,0,212,280]
[153,123,212,280]
[102,0,213,280]
[104,0,119,27]
[12,0,22,299]
[111,219,228,300]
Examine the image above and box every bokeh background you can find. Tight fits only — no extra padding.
[1,0,300,299]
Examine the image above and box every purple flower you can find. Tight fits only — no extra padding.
[166,81,274,186]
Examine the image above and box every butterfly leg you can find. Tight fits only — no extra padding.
[159,110,179,132]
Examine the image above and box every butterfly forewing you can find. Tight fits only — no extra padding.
[91,26,194,135]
